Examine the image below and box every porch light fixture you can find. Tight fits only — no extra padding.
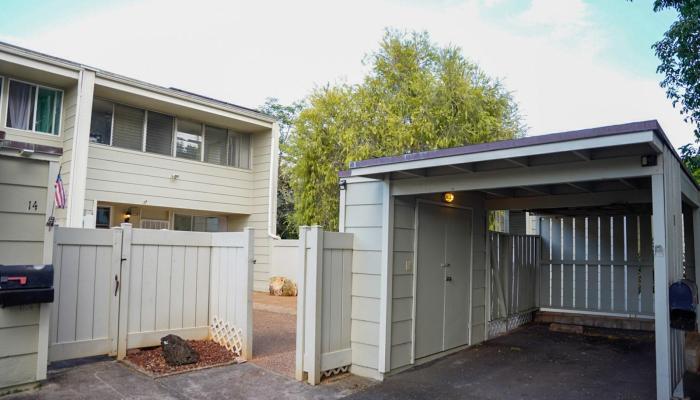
[442,192,455,203]
[124,209,132,223]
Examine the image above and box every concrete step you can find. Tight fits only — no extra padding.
[535,311,654,332]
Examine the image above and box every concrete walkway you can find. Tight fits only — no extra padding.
[6,359,371,400]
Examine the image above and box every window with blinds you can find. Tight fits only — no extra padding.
[146,111,173,155]
[112,104,145,151]
[204,125,228,165]
[228,132,251,169]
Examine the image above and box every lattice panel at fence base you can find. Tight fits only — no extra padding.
[322,365,349,379]
[488,310,534,339]
[210,316,243,357]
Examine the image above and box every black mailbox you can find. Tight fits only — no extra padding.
[0,264,54,307]
[669,279,698,331]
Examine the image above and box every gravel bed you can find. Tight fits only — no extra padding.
[125,339,238,377]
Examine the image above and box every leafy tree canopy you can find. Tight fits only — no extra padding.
[647,1,700,178]
[287,30,524,230]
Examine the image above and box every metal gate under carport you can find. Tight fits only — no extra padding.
[338,120,698,399]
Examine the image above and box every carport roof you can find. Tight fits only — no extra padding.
[340,120,697,188]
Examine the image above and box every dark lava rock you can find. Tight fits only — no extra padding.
[161,334,199,366]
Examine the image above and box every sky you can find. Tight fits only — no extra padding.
[1,0,694,147]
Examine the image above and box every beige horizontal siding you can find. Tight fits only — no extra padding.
[344,180,384,372]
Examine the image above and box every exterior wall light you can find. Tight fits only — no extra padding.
[442,192,455,203]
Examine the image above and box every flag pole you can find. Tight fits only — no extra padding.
[47,165,62,230]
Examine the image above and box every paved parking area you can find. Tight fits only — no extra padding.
[346,324,657,400]
[8,323,675,400]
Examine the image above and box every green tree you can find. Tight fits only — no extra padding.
[649,1,700,175]
[258,98,304,239]
[288,30,524,230]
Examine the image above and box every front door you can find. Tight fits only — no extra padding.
[415,203,472,359]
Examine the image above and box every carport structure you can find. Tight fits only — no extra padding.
[337,120,699,400]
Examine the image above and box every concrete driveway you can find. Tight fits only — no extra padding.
[7,324,666,400]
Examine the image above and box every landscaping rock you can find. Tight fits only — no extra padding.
[161,334,199,366]
[269,276,297,296]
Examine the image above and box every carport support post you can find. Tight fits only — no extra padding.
[652,170,678,400]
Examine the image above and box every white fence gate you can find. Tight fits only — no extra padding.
[296,226,353,385]
[49,224,253,362]
[49,227,121,361]
[488,232,540,338]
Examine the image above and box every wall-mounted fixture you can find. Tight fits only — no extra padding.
[442,192,455,203]
[170,174,180,180]
[124,208,132,223]
[19,148,34,157]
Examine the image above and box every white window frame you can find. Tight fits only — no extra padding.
[88,98,253,171]
[5,78,64,136]
[0,76,4,119]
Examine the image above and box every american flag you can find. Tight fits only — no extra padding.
[54,172,66,209]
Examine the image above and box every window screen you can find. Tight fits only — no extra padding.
[204,125,227,165]
[176,119,202,160]
[228,132,251,169]
[112,104,145,151]
[146,111,174,155]
[90,99,113,144]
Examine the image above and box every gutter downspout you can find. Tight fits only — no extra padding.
[267,122,281,239]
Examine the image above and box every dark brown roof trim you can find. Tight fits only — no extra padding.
[340,120,699,189]
[0,131,63,156]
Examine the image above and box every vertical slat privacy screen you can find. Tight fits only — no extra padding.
[538,215,655,317]
[146,111,174,155]
[112,104,145,151]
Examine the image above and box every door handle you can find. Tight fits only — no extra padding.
[114,275,120,296]
[446,276,453,282]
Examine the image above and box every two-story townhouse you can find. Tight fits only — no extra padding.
[0,42,279,291]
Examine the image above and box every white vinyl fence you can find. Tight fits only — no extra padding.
[538,215,655,318]
[49,224,253,362]
[488,232,540,338]
[270,238,300,282]
[296,226,353,385]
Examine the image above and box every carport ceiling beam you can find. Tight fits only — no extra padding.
[484,188,652,210]
[391,155,660,196]
[482,188,514,198]
[504,157,529,168]
[572,150,592,161]
[566,182,593,192]
[518,186,551,195]
[448,164,474,173]
[397,169,426,178]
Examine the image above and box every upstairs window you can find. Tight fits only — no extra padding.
[146,111,174,156]
[204,126,251,169]
[112,104,145,151]
[6,80,62,135]
[90,99,113,144]
[176,119,202,160]
[228,132,251,169]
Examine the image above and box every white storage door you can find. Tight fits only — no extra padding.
[0,155,49,265]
